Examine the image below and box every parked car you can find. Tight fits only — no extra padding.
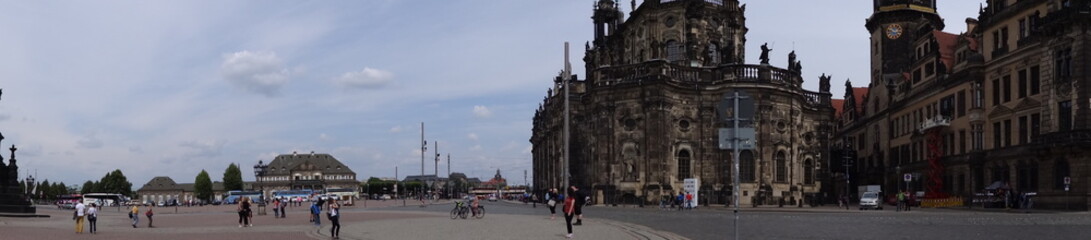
[859,191,882,210]
[487,195,498,202]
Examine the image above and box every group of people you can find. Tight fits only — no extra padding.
[896,191,913,212]
[72,202,98,234]
[72,201,154,234]
[544,185,586,239]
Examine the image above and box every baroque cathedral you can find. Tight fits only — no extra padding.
[531,0,836,206]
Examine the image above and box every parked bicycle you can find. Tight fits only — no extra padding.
[449,200,485,219]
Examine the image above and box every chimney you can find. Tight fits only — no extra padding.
[965,18,979,35]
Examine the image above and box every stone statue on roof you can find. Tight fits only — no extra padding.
[820,74,832,93]
[759,43,772,64]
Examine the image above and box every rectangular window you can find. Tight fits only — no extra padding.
[993,31,1001,50]
[1059,101,1073,131]
[1018,70,1027,98]
[993,122,1003,149]
[940,95,954,118]
[1004,119,1012,147]
[1030,66,1041,95]
[974,82,984,108]
[1002,75,1011,102]
[959,130,967,154]
[1019,116,1028,145]
[957,90,967,117]
[926,62,936,76]
[1056,48,1072,82]
[1001,27,1009,49]
[1031,114,1041,143]
[973,124,984,150]
[1019,19,1027,40]
[913,68,922,84]
[992,79,1001,106]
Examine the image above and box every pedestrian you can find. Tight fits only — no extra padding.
[685,192,694,210]
[904,191,911,211]
[896,191,905,212]
[130,204,140,228]
[563,188,576,239]
[273,198,280,218]
[570,185,585,226]
[146,206,154,228]
[87,203,98,234]
[546,188,557,220]
[74,201,86,234]
[246,197,254,226]
[328,200,341,239]
[238,197,250,228]
[311,201,322,226]
[281,198,287,218]
[672,192,680,210]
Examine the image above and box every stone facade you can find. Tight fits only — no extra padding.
[252,152,359,197]
[532,0,835,206]
[839,0,1091,210]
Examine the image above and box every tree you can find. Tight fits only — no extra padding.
[194,170,213,202]
[98,169,134,196]
[81,180,95,194]
[91,181,104,193]
[37,180,50,200]
[223,163,243,191]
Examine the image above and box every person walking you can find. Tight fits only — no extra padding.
[280,198,287,218]
[328,200,341,239]
[130,204,140,228]
[311,201,322,226]
[74,201,86,234]
[87,203,98,234]
[676,192,685,211]
[146,206,155,228]
[238,197,250,228]
[570,185,585,226]
[546,188,557,220]
[685,192,694,210]
[563,189,577,238]
[246,198,254,227]
[896,191,905,212]
[273,198,280,218]
[904,191,911,212]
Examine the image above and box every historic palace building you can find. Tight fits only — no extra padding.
[837,0,1091,209]
[252,151,360,197]
[532,0,835,206]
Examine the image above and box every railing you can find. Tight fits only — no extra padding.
[592,61,828,107]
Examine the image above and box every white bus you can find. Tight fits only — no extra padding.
[325,188,358,204]
[82,193,127,207]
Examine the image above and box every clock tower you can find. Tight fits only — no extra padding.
[865,0,944,91]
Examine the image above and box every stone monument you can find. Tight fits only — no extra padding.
[0,88,37,215]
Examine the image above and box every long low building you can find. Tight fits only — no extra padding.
[136,176,252,204]
[252,152,360,198]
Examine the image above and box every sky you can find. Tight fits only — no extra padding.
[0,0,983,189]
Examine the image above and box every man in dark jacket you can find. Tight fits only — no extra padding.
[570,185,586,225]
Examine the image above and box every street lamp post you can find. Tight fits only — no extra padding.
[253,160,269,215]
[25,172,34,203]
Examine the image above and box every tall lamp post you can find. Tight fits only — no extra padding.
[253,160,268,202]
[25,173,35,203]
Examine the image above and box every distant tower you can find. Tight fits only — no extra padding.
[592,0,622,46]
[865,0,944,88]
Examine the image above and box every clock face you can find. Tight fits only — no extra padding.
[886,24,904,39]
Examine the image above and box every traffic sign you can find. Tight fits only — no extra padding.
[904,173,912,182]
[1064,177,1071,185]
[718,128,756,150]
[717,91,755,123]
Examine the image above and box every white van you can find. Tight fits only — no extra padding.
[859,191,882,210]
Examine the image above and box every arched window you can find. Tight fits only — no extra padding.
[708,43,720,66]
[775,151,787,183]
[803,159,814,184]
[1054,159,1070,190]
[740,150,755,182]
[666,40,685,62]
[677,150,691,181]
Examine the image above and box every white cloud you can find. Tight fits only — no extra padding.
[220,51,291,97]
[472,105,492,118]
[467,133,479,141]
[470,144,482,151]
[389,126,403,133]
[319,133,332,141]
[334,67,393,89]
[129,146,144,153]
[179,140,226,158]
[0,114,10,122]
[77,132,103,149]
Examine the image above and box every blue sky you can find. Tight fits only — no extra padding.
[0,0,982,188]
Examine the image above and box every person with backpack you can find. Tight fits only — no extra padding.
[311,201,322,226]
[328,200,341,239]
[145,206,154,228]
[87,203,98,234]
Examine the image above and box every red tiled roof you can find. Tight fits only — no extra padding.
[831,99,845,119]
[852,87,869,114]
[933,30,960,71]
